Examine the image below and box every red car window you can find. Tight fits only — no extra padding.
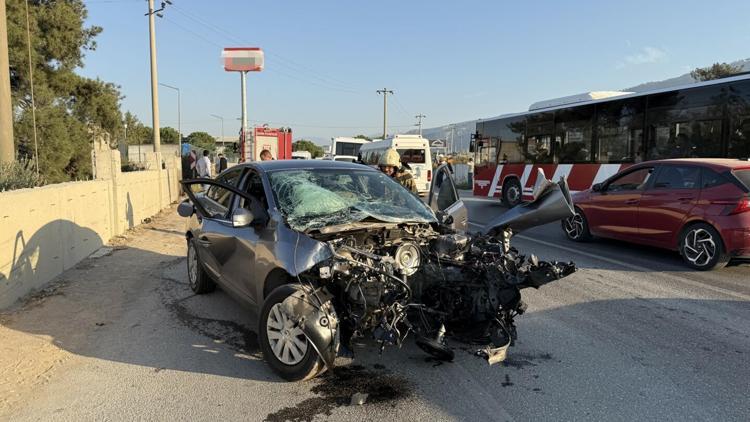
[607,168,653,192]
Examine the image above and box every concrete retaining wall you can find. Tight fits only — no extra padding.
[0,144,181,309]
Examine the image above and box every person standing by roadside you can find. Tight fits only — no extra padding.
[196,150,212,178]
[217,153,228,173]
[260,149,274,161]
[188,150,198,178]
[467,157,475,188]
[378,148,418,194]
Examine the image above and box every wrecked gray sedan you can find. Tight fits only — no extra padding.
[179,160,576,381]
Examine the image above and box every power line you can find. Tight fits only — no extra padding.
[170,4,362,93]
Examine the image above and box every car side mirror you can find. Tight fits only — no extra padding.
[232,208,255,228]
[177,200,194,217]
[592,183,603,192]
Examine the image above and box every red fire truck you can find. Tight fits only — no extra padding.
[241,126,293,161]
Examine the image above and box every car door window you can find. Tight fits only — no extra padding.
[432,166,459,211]
[239,171,269,220]
[606,167,653,192]
[653,166,701,189]
[205,168,243,217]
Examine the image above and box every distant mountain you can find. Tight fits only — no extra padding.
[624,58,750,92]
[411,58,750,153]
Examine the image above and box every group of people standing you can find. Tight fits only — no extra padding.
[186,148,275,179]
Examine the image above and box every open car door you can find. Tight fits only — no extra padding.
[427,164,468,232]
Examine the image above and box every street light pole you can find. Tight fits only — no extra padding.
[159,82,181,155]
[210,114,224,145]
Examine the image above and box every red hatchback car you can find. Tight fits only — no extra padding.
[562,159,750,270]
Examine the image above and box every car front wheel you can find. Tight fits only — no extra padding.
[259,284,325,381]
[562,208,592,242]
[679,223,730,271]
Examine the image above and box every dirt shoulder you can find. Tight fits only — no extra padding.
[0,205,185,416]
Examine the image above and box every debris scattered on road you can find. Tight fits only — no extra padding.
[89,247,113,259]
[349,392,368,406]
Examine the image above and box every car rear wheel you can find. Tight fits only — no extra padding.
[562,208,592,242]
[187,238,216,294]
[502,178,522,207]
[259,284,325,381]
[679,223,730,271]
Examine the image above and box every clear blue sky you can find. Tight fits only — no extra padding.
[80,0,750,143]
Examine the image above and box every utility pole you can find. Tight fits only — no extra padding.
[146,0,163,153]
[415,114,426,137]
[0,0,14,164]
[376,88,393,139]
[449,124,455,154]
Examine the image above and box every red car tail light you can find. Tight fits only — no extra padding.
[730,197,750,214]
[427,170,432,182]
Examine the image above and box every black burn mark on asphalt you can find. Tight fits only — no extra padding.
[502,352,553,369]
[165,297,259,354]
[501,374,513,387]
[264,364,412,422]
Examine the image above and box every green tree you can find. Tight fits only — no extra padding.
[123,112,152,146]
[6,0,122,182]
[354,134,372,141]
[160,127,180,144]
[293,139,325,158]
[186,132,216,152]
[690,62,743,82]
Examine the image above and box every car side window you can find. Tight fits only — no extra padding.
[206,168,243,213]
[606,167,653,192]
[653,166,701,189]
[239,172,269,220]
[702,168,727,188]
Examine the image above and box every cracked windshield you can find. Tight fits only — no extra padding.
[268,168,435,231]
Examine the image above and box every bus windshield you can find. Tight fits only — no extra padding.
[335,142,364,156]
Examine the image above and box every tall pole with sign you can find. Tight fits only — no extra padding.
[222,48,263,162]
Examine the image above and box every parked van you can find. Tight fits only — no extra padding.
[359,134,432,194]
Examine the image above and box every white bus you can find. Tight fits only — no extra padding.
[330,137,370,162]
[359,134,433,194]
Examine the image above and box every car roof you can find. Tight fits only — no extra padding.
[640,158,750,170]
[238,159,375,172]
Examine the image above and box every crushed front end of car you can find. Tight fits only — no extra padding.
[269,175,577,378]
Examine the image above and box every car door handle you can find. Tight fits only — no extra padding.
[198,236,212,246]
[677,197,693,202]
[624,199,638,205]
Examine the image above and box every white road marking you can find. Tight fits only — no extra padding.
[466,222,750,301]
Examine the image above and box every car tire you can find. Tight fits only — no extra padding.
[679,223,730,271]
[187,238,216,294]
[259,284,325,381]
[502,178,522,207]
[562,207,592,242]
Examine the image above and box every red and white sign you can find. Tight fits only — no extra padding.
[222,47,264,72]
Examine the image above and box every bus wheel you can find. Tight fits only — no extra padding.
[502,178,522,207]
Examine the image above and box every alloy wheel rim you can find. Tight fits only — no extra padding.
[266,303,308,365]
[187,243,198,287]
[683,228,716,267]
[564,214,584,239]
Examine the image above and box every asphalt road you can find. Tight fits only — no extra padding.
[2,199,749,421]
